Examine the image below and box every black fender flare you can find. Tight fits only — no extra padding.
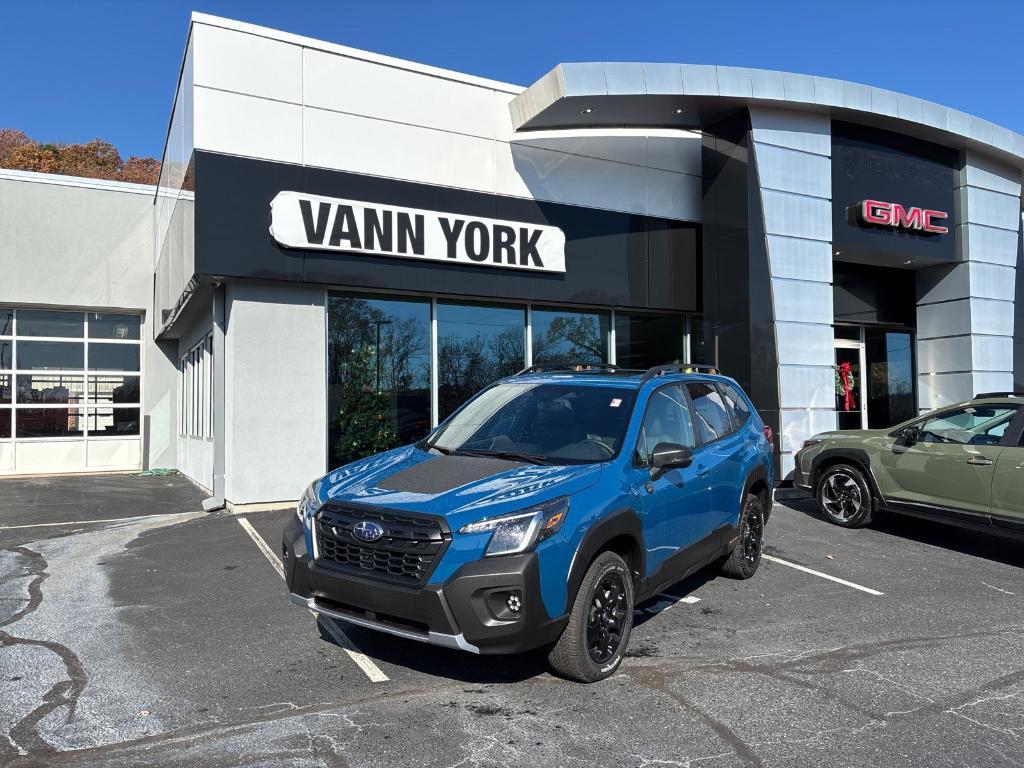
[810,448,883,503]
[564,508,645,615]
[740,463,772,521]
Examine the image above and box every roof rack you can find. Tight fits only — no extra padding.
[514,363,638,376]
[974,392,1024,399]
[641,363,722,382]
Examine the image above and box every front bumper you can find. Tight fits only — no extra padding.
[282,516,567,655]
[791,452,812,492]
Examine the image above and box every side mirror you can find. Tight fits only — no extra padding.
[900,426,921,446]
[650,442,693,480]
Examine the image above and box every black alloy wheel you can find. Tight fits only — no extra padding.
[586,571,628,664]
[548,551,634,683]
[719,493,764,579]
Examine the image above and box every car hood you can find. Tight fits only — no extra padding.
[316,445,604,526]
[814,429,885,441]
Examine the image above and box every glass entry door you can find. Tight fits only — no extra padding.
[834,326,917,431]
[834,340,866,430]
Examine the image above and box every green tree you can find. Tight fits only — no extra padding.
[333,345,398,466]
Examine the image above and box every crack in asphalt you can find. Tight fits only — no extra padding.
[0,546,89,764]
[622,664,764,767]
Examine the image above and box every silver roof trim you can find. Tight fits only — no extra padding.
[510,63,1024,169]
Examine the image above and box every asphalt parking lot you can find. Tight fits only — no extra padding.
[1,474,1022,767]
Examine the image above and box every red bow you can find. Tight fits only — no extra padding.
[838,361,856,412]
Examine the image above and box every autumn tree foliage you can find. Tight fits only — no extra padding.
[0,128,161,185]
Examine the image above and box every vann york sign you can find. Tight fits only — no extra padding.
[269,191,567,273]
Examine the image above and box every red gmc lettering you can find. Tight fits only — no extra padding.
[922,209,948,234]
[856,199,948,235]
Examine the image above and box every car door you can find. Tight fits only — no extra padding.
[991,410,1024,531]
[879,404,1018,517]
[684,381,743,531]
[629,384,710,577]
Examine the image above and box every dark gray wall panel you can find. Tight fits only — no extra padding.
[192,151,699,312]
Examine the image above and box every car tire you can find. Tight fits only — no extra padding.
[548,551,634,683]
[815,463,874,528]
[719,493,764,580]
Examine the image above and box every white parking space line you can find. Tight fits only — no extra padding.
[236,517,390,683]
[238,518,284,579]
[656,593,702,608]
[762,554,884,596]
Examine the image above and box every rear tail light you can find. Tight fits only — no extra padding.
[763,425,774,445]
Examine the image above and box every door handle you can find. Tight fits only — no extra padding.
[967,457,994,466]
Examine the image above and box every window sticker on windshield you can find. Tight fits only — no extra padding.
[609,398,622,408]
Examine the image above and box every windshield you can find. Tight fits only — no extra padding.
[425,382,637,464]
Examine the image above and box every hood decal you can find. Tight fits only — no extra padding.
[374,455,525,495]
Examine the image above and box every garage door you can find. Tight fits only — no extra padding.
[0,307,143,475]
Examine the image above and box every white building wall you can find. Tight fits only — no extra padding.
[0,171,177,473]
[224,281,326,506]
[186,14,702,223]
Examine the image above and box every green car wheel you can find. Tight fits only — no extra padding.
[815,464,874,528]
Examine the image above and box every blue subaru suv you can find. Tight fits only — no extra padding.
[284,364,774,682]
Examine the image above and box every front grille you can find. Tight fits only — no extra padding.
[314,503,449,587]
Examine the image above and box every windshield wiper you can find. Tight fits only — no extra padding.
[421,441,456,455]
[455,448,553,465]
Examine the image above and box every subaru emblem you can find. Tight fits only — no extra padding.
[352,520,385,543]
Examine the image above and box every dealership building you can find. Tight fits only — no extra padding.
[1,12,1022,505]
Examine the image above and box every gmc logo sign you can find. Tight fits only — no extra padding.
[852,199,949,235]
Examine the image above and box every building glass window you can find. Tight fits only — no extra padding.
[16,341,84,371]
[89,375,140,404]
[531,307,609,366]
[865,329,916,428]
[89,343,140,372]
[614,313,687,369]
[88,313,142,340]
[16,375,85,404]
[688,317,711,365]
[88,408,141,436]
[179,333,212,439]
[437,302,525,422]
[4,309,144,441]
[17,309,84,338]
[327,294,431,468]
[16,408,85,438]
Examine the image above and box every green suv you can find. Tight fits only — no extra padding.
[794,393,1023,537]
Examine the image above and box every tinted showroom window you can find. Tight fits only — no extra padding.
[437,302,524,422]
[327,294,431,468]
[531,307,609,367]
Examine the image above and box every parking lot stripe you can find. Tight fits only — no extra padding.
[762,554,884,596]
[656,593,702,608]
[236,517,390,683]
[238,518,285,579]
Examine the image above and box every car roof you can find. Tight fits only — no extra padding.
[501,370,739,391]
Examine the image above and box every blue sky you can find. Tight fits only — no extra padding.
[2,0,1021,160]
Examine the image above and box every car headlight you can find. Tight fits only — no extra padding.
[296,478,323,522]
[800,438,824,451]
[458,497,568,557]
